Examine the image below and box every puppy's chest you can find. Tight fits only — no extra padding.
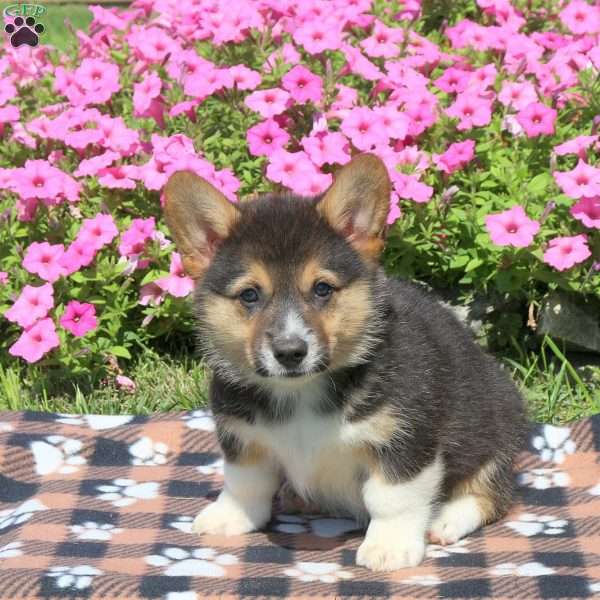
[237,404,369,511]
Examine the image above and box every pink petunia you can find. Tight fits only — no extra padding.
[155,253,194,297]
[78,214,119,250]
[229,64,262,90]
[97,167,137,190]
[119,217,156,258]
[301,132,351,167]
[282,65,323,104]
[570,197,600,229]
[245,88,290,118]
[13,159,62,201]
[485,205,540,248]
[373,105,409,141]
[543,234,591,271]
[293,20,344,55]
[290,171,333,197]
[0,272,7,285]
[74,151,120,178]
[559,0,600,35]
[60,241,97,276]
[247,119,290,157]
[60,301,98,337]
[9,318,60,363]
[139,282,165,306]
[360,19,403,58]
[4,283,54,329]
[554,159,600,199]
[341,107,388,151]
[554,135,598,159]
[116,375,136,392]
[516,103,557,138]
[22,242,66,283]
[266,150,316,188]
[434,67,472,94]
[498,81,538,111]
[446,93,492,130]
[433,140,476,175]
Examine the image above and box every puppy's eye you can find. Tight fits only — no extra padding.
[314,281,333,298]
[240,288,259,305]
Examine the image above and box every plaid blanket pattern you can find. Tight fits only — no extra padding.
[0,410,598,599]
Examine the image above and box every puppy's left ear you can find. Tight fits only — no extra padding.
[317,153,391,261]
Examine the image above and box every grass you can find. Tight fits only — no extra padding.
[0,336,598,423]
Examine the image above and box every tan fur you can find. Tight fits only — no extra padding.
[164,171,239,279]
[318,153,391,262]
[450,460,503,523]
[228,260,274,297]
[319,280,373,369]
[298,259,342,295]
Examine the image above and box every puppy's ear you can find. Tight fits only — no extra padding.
[164,171,239,279]
[317,153,391,261]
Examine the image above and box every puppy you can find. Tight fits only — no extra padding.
[163,154,527,572]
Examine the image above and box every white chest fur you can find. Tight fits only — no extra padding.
[228,382,373,518]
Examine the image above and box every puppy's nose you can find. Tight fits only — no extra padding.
[272,335,308,369]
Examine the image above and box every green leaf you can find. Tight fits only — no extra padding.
[107,346,131,360]
[449,255,469,268]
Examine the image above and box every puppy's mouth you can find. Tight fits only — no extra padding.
[254,362,327,379]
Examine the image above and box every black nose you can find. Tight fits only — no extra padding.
[272,335,308,369]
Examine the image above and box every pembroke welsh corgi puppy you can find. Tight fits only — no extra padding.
[163,153,527,572]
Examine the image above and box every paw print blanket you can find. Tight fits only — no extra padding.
[0,411,598,599]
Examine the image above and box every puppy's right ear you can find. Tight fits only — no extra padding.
[164,171,240,279]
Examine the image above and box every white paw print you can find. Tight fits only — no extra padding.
[197,457,224,476]
[46,565,102,590]
[505,513,568,536]
[0,422,14,432]
[129,436,169,466]
[401,574,441,586]
[55,414,134,430]
[0,541,23,559]
[0,499,47,531]
[182,410,215,431]
[590,581,600,593]
[70,522,123,541]
[426,538,470,558]
[169,516,194,534]
[490,562,555,577]
[518,467,570,489]
[31,435,86,475]
[532,425,576,464]
[96,479,159,507]
[273,514,361,538]
[588,482,600,496]
[283,561,353,583]
[145,546,237,577]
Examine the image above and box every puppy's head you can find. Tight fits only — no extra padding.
[164,154,391,387]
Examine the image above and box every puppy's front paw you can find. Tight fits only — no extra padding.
[193,493,269,536]
[356,534,425,572]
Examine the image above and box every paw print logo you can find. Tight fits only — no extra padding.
[145,546,238,577]
[182,410,215,431]
[505,513,568,537]
[283,561,353,583]
[70,522,123,541]
[95,478,159,507]
[401,574,441,586]
[532,424,576,464]
[129,436,169,466]
[197,457,224,476]
[490,562,555,577]
[46,565,102,591]
[426,539,470,558]
[31,435,86,475]
[518,467,570,489]
[0,541,23,559]
[5,16,45,48]
[0,499,47,532]
[169,515,194,534]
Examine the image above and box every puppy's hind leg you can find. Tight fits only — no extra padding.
[428,458,513,546]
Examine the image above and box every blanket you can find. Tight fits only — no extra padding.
[0,410,598,599]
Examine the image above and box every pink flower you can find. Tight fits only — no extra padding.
[60,301,98,337]
[554,135,598,158]
[74,151,120,177]
[433,140,476,174]
[360,20,403,58]
[139,282,165,306]
[266,150,315,188]
[155,253,194,297]
[116,375,136,392]
[498,81,538,111]
[9,318,60,363]
[245,88,290,118]
[119,217,156,258]
[13,159,62,201]
[133,71,162,115]
[0,272,7,285]
[4,283,54,329]
[341,107,388,151]
[570,197,600,229]
[543,234,591,271]
[301,131,351,166]
[387,192,402,225]
[485,205,540,248]
[78,214,119,250]
[282,65,323,104]
[290,171,333,196]
[97,167,137,190]
[394,173,434,203]
[247,119,290,157]
[559,0,600,35]
[373,105,409,141]
[293,21,344,55]
[554,160,600,199]
[446,93,492,130]
[22,242,66,283]
[516,103,557,138]
[60,241,97,275]
[229,65,261,90]
[434,67,472,94]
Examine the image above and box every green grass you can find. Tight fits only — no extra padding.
[0,340,598,423]
[1,3,92,50]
